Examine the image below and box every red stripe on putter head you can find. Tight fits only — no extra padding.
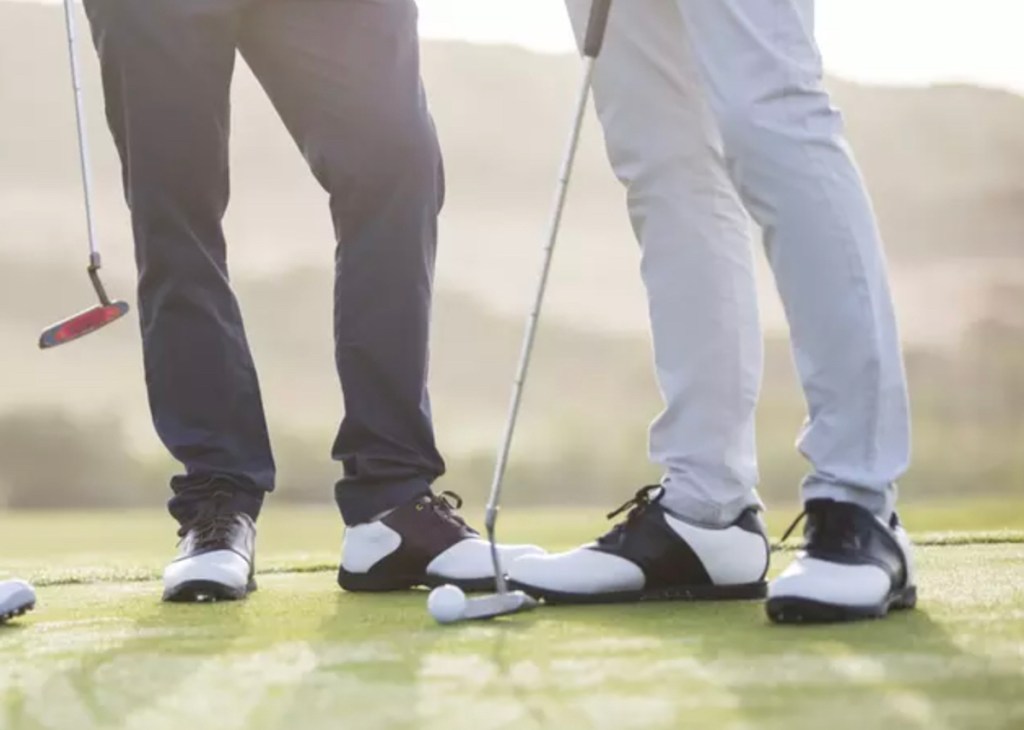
[39,301,130,349]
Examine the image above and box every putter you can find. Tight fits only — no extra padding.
[39,0,129,350]
[431,0,614,624]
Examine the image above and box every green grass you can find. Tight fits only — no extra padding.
[1,503,1023,730]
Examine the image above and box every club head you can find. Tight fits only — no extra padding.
[39,300,130,349]
[462,590,538,622]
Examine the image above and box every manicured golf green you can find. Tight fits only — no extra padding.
[1,504,1023,730]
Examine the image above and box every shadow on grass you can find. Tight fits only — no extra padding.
[3,584,253,729]
[257,589,1002,730]
[242,584,442,730]
[254,581,551,730]
[532,598,1024,730]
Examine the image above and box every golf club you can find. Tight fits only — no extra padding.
[39,0,129,350]
[428,0,614,625]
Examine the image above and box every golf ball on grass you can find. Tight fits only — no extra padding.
[428,584,467,624]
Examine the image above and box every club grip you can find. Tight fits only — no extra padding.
[583,0,613,58]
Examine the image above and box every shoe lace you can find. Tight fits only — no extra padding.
[177,491,239,550]
[772,501,857,552]
[773,509,807,551]
[429,490,472,531]
[597,485,664,545]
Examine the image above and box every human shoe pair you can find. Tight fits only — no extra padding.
[506,485,917,624]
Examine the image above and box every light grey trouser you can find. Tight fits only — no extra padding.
[566,0,911,524]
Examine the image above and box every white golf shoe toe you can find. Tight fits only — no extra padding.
[0,579,36,622]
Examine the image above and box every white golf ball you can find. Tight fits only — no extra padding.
[428,584,467,624]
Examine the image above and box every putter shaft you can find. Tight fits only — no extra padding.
[483,57,598,591]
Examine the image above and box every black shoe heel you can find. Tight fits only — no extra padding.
[891,585,918,611]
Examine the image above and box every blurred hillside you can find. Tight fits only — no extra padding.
[1,256,1022,510]
[3,2,1023,339]
[1,1,1022,510]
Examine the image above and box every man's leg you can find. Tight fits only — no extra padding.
[238,1,542,592]
[567,0,764,526]
[84,0,274,526]
[507,0,770,605]
[671,0,916,622]
[672,0,911,516]
[238,0,444,526]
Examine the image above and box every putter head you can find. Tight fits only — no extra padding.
[462,590,538,622]
[39,301,130,349]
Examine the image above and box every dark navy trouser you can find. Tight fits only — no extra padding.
[83,0,447,526]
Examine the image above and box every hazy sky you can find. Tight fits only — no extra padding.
[30,0,1024,94]
[418,0,1024,94]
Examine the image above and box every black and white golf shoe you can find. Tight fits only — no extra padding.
[507,486,770,604]
[0,579,36,623]
[163,496,257,603]
[339,492,544,593]
[767,499,917,624]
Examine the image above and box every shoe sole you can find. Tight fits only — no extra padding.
[338,569,496,594]
[766,585,918,624]
[162,578,258,604]
[507,580,767,605]
[0,601,35,624]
